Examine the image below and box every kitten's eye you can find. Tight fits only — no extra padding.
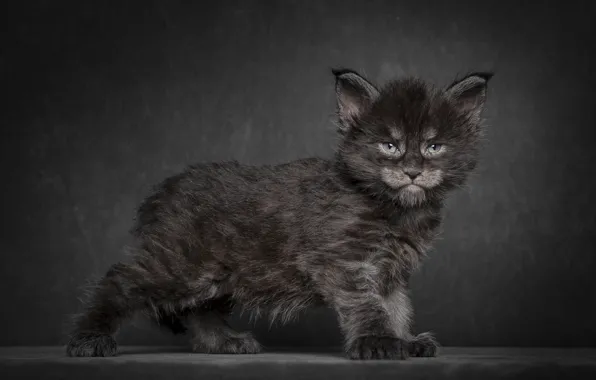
[379,142,399,155]
[426,143,444,154]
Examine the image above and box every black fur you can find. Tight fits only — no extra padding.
[155,307,188,335]
[66,67,492,359]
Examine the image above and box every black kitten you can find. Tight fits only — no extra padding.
[66,68,492,360]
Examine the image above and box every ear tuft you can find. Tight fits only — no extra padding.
[331,67,359,77]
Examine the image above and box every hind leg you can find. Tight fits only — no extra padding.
[66,263,145,357]
[187,298,261,354]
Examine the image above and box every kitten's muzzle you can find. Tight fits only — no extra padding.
[403,168,422,180]
[412,169,443,189]
[381,167,443,190]
[381,168,418,189]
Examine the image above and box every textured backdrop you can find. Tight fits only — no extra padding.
[2,0,595,347]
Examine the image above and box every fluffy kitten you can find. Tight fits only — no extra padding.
[66,67,492,360]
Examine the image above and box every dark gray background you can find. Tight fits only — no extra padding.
[2,0,595,348]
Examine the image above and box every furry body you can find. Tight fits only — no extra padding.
[66,68,492,360]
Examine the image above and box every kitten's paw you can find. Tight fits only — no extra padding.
[346,336,409,360]
[66,332,117,357]
[192,332,262,354]
[409,332,440,357]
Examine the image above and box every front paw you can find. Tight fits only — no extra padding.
[346,336,409,360]
[66,332,117,357]
[192,332,262,354]
[409,332,440,357]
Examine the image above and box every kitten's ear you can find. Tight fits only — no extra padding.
[332,68,380,130]
[445,72,493,117]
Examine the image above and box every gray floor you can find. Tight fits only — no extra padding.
[2,346,596,379]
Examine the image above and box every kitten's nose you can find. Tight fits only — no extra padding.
[404,169,421,180]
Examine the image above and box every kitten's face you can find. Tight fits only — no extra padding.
[333,69,492,207]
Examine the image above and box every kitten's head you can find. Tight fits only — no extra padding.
[332,68,492,207]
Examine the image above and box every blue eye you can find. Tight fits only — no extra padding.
[379,142,399,155]
[427,143,444,154]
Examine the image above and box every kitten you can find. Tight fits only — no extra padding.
[66,67,492,360]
